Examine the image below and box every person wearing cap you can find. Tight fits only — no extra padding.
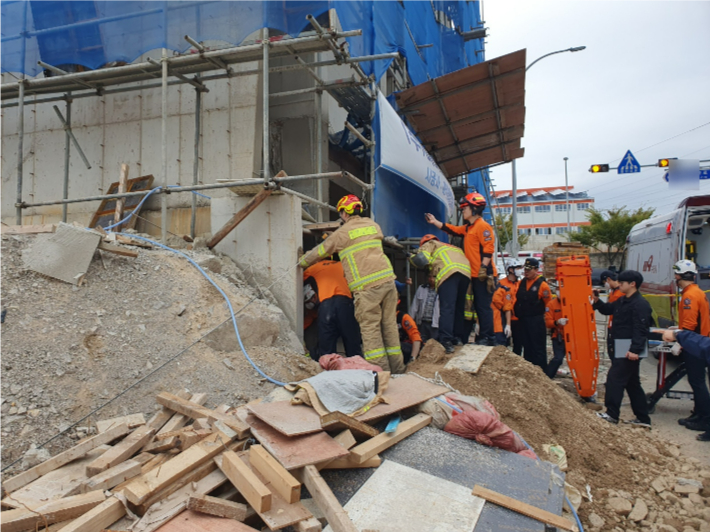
[299,195,404,373]
[303,260,362,361]
[513,258,553,371]
[599,270,623,359]
[499,260,523,354]
[409,272,440,343]
[545,289,568,379]
[424,192,497,346]
[592,270,652,427]
[672,260,710,433]
[410,234,471,353]
[397,300,423,364]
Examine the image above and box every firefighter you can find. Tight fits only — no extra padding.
[545,290,568,378]
[299,195,404,373]
[303,260,362,360]
[673,260,710,433]
[499,260,523,354]
[513,258,552,372]
[410,234,471,353]
[491,275,514,347]
[599,270,623,358]
[424,192,497,346]
[397,301,422,364]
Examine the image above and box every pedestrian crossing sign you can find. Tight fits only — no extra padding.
[618,150,641,174]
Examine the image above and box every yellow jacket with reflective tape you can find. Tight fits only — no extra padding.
[417,240,471,290]
[299,216,395,292]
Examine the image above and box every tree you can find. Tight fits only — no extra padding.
[571,206,655,266]
[495,213,529,251]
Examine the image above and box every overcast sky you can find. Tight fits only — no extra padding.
[482,0,710,217]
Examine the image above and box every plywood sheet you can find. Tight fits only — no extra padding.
[236,411,348,471]
[324,460,484,532]
[248,402,323,437]
[444,345,493,374]
[89,174,154,230]
[155,510,259,532]
[23,222,101,284]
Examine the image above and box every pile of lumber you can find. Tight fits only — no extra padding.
[0,380,444,532]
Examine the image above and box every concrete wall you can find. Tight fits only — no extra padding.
[212,193,303,335]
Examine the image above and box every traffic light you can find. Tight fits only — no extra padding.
[658,158,676,168]
[589,164,609,173]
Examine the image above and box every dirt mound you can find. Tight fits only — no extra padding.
[408,345,710,530]
[1,234,320,474]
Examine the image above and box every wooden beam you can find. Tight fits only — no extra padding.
[72,459,141,495]
[298,465,358,532]
[97,241,138,258]
[2,423,129,494]
[0,224,55,235]
[53,496,125,532]
[156,392,249,439]
[320,455,382,470]
[187,494,248,521]
[207,173,282,249]
[158,393,208,436]
[123,431,235,505]
[96,414,145,433]
[86,426,156,476]
[114,163,129,227]
[0,490,106,532]
[218,450,272,513]
[248,445,301,504]
[471,485,577,531]
[295,517,323,532]
[332,430,356,450]
[349,414,431,464]
[146,390,191,432]
[143,436,179,453]
[320,412,379,438]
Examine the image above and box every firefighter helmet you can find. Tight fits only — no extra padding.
[673,259,698,281]
[458,192,487,210]
[420,234,439,247]
[336,194,363,215]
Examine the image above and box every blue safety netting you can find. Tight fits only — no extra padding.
[1,1,484,84]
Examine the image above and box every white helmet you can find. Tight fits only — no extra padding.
[506,259,523,272]
[304,284,316,302]
[673,259,697,280]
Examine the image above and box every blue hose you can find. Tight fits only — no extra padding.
[515,432,585,532]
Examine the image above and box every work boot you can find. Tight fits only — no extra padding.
[684,418,710,432]
[623,418,651,429]
[454,338,464,347]
[444,342,455,354]
[678,413,700,426]
[596,412,618,424]
[697,431,710,442]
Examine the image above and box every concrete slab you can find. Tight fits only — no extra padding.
[444,344,493,373]
[320,427,565,532]
[23,222,101,284]
[323,460,484,532]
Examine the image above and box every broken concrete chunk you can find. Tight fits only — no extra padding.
[607,497,632,515]
[223,358,235,370]
[588,512,605,529]
[652,476,667,493]
[628,498,649,522]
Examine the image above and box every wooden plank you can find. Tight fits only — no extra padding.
[1,224,55,235]
[178,429,212,451]
[86,426,156,476]
[248,401,327,437]
[114,163,129,227]
[349,414,431,464]
[156,392,250,439]
[96,414,145,434]
[2,423,129,494]
[89,174,154,231]
[471,485,576,531]
[187,494,248,521]
[248,445,301,504]
[155,426,195,441]
[56,496,126,532]
[332,430,356,450]
[123,432,235,506]
[356,375,448,424]
[237,411,349,470]
[158,393,208,436]
[0,491,106,532]
[143,436,180,454]
[207,176,280,249]
[218,450,271,513]
[320,455,382,470]
[78,460,141,494]
[153,510,259,532]
[98,241,139,258]
[320,412,379,438]
[298,465,358,532]
[146,390,191,432]
[295,517,323,532]
[302,221,342,232]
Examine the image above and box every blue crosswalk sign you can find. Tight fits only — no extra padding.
[618,150,641,174]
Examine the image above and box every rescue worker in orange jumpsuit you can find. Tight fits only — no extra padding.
[599,270,623,359]
[497,260,522,352]
[410,234,471,353]
[303,260,362,361]
[299,195,404,373]
[491,275,514,347]
[397,302,422,364]
[513,258,553,372]
[545,292,568,379]
[673,260,710,433]
[424,192,497,346]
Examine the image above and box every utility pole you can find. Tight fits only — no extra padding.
[564,157,571,234]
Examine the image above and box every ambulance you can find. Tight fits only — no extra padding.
[626,195,710,326]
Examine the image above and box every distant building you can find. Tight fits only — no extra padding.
[491,186,594,250]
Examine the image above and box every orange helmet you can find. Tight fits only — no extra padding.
[459,192,486,210]
[336,194,363,215]
[420,234,438,246]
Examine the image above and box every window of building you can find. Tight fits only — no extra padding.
[555,227,567,234]
[517,206,531,214]
[518,228,532,235]
[496,207,512,215]
[535,228,552,235]
[577,203,590,210]
[535,205,551,213]
[555,204,568,212]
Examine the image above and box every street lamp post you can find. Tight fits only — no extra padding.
[510,46,586,258]
[564,157,571,234]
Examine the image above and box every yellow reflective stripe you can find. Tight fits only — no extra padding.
[386,346,402,355]
[464,311,474,319]
[421,250,432,261]
[340,238,382,259]
[317,244,328,258]
[364,348,386,360]
[300,256,309,268]
[466,294,474,301]
[348,226,378,240]
[349,267,394,291]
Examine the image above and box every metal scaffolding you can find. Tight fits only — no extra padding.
[2,19,393,240]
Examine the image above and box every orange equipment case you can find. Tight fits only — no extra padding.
[556,255,600,398]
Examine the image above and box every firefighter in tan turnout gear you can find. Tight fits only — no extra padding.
[299,195,405,373]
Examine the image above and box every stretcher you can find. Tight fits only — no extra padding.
[556,256,600,398]
[645,331,694,413]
